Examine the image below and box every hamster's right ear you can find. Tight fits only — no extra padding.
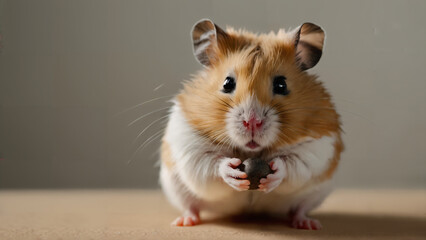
[191,19,227,66]
[293,22,325,71]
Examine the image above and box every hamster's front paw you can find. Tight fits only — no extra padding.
[258,157,286,193]
[218,158,250,191]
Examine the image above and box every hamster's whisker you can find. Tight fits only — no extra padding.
[266,141,274,153]
[219,137,232,152]
[151,149,162,166]
[264,105,277,116]
[269,102,281,110]
[283,125,311,136]
[278,121,316,135]
[214,108,228,113]
[127,129,165,164]
[216,136,232,153]
[227,137,236,151]
[275,97,332,108]
[217,99,233,109]
[274,107,334,115]
[277,106,374,126]
[114,95,174,117]
[132,115,170,145]
[227,96,236,104]
[153,83,165,91]
[277,133,293,146]
[148,121,170,163]
[209,132,228,152]
[334,109,375,127]
[279,131,293,143]
[195,128,225,150]
[206,92,234,108]
[278,95,361,110]
[211,132,230,153]
[128,106,171,127]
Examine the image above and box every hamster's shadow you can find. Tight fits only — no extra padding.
[202,213,426,239]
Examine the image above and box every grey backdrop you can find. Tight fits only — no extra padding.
[0,0,425,189]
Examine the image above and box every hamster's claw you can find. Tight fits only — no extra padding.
[219,157,250,191]
[258,158,286,193]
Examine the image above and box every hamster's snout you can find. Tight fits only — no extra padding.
[226,96,280,152]
[242,115,263,133]
[242,112,264,150]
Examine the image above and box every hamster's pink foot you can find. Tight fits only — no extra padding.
[171,209,200,227]
[171,215,200,226]
[291,215,322,230]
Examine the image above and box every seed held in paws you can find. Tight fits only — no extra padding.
[238,158,273,190]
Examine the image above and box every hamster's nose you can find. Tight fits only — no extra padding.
[243,116,263,132]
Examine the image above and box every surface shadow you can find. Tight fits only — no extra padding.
[202,213,426,239]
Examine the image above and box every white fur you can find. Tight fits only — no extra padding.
[161,101,338,217]
[226,95,280,151]
[272,134,337,192]
[163,102,235,201]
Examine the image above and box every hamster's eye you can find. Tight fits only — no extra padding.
[222,76,236,93]
[273,76,289,96]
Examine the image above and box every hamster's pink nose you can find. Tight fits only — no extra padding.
[243,117,263,131]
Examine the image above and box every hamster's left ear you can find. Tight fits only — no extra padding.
[294,23,325,71]
[191,19,228,66]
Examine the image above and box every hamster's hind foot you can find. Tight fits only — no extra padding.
[291,215,322,230]
[171,208,200,227]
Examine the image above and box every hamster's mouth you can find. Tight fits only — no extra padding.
[246,140,260,149]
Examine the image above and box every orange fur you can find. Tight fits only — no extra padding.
[318,134,344,181]
[161,139,174,170]
[177,27,343,179]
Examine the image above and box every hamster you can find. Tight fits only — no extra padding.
[160,19,343,230]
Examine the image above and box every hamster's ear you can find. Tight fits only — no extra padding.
[294,23,325,71]
[191,19,227,66]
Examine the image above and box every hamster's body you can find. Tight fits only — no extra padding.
[160,19,343,230]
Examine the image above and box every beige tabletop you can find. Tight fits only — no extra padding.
[0,189,425,240]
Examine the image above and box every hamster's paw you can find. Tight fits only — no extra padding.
[291,215,322,230]
[258,157,286,193]
[171,216,200,227]
[171,209,200,227]
[218,157,250,191]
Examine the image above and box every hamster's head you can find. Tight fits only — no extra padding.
[178,19,340,153]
